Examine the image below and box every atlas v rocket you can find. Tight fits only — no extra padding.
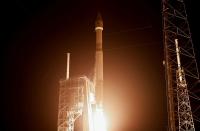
[94,13,104,107]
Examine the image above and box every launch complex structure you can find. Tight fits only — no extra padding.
[162,0,200,130]
[57,0,200,131]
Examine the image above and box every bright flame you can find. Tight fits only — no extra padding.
[94,107,107,131]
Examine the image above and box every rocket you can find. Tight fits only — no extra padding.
[94,13,104,107]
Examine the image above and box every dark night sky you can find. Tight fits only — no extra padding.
[2,0,200,131]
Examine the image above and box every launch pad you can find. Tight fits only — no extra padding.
[57,1,200,130]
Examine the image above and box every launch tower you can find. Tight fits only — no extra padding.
[162,0,200,130]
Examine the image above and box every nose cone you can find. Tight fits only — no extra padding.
[95,12,103,28]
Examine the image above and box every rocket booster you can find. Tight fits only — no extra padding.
[95,13,103,107]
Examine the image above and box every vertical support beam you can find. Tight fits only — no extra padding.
[66,53,70,80]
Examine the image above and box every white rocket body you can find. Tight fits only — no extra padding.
[94,13,103,107]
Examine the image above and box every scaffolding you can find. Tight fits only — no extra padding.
[57,76,95,131]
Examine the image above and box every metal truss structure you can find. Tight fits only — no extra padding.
[162,0,200,130]
[57,76,95,131]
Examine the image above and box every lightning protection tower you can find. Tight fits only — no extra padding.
[162,0,200,131]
